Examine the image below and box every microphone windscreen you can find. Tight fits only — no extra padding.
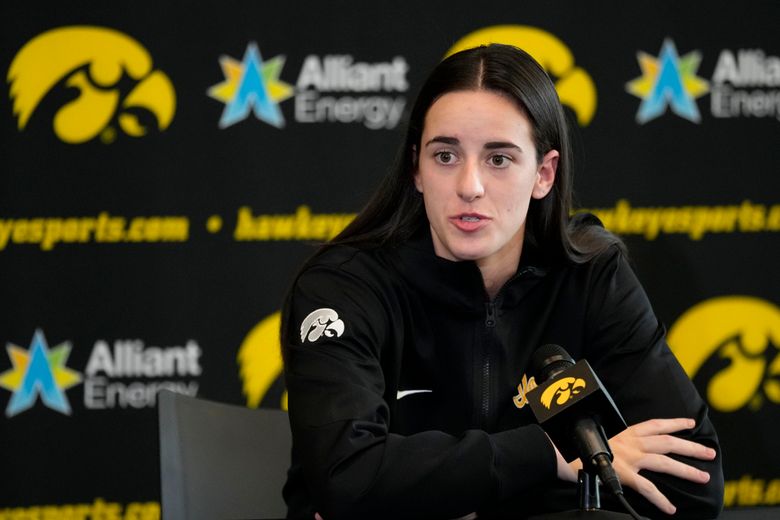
[531,343,575,383]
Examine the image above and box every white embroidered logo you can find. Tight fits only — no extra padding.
[396,389,432,400]
[300,308,345,343]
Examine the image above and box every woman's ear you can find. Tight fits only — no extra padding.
[532,149,559,199]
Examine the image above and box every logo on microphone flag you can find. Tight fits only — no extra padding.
[540,376,586,409]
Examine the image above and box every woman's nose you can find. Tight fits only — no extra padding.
[457,161,485,202]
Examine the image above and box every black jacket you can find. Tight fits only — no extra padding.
[282,228,723,519]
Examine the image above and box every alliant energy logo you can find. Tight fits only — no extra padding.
[208,43,294,129]
[711,48,780,120]
[208,42,409,130]
[446,25,597,126]
[626,38,780,123]
[0,330,82,417]
[295,54,408,129]
[8,26,176,143]
[626,39,709,124]
[83,338,201,409]
[668,296,780,413]
[0,331,202,415]
[238,312,287,409]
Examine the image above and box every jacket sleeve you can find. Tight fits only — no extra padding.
[283,263,558,519]
[584,248,724,519]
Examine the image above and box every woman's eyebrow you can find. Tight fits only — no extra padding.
[424,137,523,151]
[484,141,522,151]
[425,136,459,147]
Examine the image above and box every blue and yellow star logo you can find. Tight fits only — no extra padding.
[0,330,82,417]
[626,39,709,124]
[207,42,294,129]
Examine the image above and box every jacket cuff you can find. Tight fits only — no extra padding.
[490,424,558,500]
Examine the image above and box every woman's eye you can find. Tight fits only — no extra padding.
[490,155,510,167]
[435,151,455,164]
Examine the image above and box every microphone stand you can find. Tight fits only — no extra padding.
[528,468,643,519]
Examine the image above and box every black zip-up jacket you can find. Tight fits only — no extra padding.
[282,228,724,519]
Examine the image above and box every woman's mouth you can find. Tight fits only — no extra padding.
[451,214,489,232]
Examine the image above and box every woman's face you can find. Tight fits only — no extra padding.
[414,90,558,272]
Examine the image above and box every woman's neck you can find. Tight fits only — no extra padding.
[477,238,523,300]
[479,263,516,299]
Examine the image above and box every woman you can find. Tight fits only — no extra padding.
[281,44,723,519]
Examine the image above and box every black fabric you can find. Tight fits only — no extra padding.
[282,224,723,520]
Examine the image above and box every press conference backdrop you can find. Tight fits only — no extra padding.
[1,0,778,516]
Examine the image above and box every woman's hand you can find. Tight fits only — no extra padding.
[606,418,716,515]
[553,418,716,515]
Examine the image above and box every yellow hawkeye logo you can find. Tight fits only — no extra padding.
[446,26,597,126]
[540,377,586,409]
[237,311,287,410]
[8,26,176,144]
[669,296,780,413]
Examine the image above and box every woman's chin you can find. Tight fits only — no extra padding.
[431,232,495,263]
[447,245,492,263]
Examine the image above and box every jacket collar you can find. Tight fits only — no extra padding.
[392,227,551,312]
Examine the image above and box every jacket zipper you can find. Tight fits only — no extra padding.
[482,302,497,427]
[480,269,532,428]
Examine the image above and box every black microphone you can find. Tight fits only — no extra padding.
[527,344,627,495]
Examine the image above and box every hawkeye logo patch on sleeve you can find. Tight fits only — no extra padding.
[300,308,345,344]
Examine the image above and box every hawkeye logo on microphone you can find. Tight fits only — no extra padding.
[8,26,176,144]
[527,360,604,424]
[540,377,586,409]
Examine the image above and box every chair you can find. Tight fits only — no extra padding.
[158,389,291,520]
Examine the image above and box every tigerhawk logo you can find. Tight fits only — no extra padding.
[237,312,286,410]
[540,377,586,409]
[446,25,597,126]
[8,26,176,144]
[668,296,780,413]
[236,307,346,410]
[300,308,345,343]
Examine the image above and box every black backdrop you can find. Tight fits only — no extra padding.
[2,1,779,515]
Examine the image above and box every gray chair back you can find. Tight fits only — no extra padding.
[158,389,291,520]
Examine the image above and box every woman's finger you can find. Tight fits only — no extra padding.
[638,453,712,483]
[639,433,717,459]
[619,469,676,516]
[628,417,696,437]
